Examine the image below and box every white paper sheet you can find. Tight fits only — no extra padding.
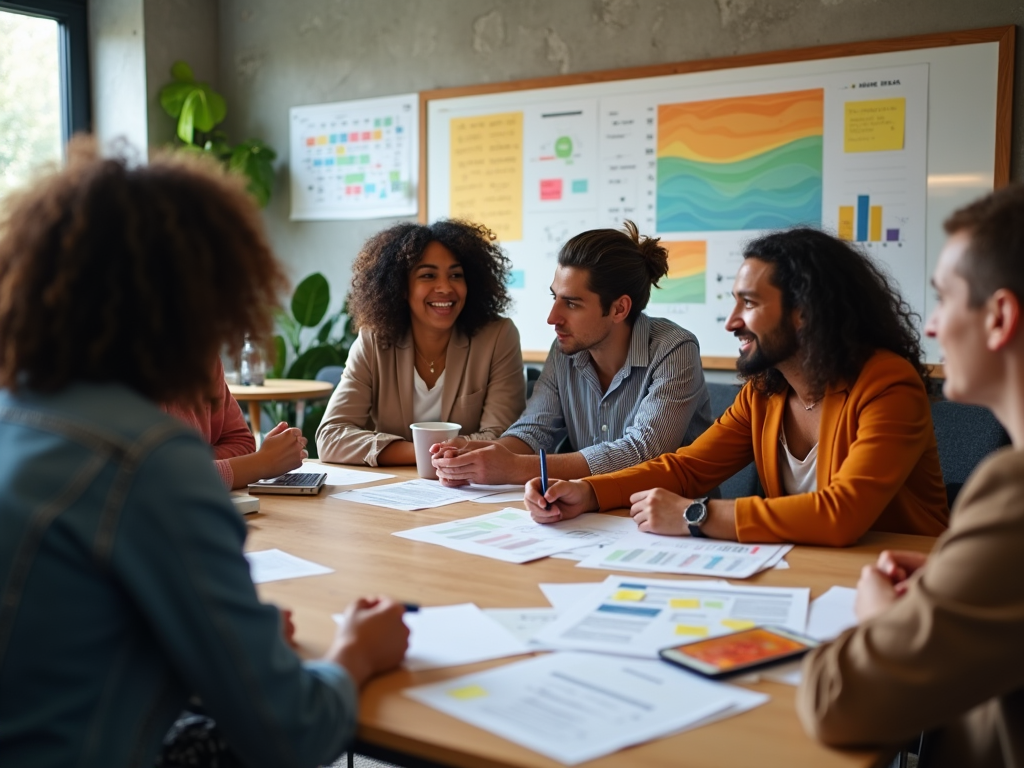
[295,462,395,486]
[405,651,768,765]
[482,607,559,645]
[244,549,334,584]
[330,479,492,510]
[533,575,809,659]
[576,532,793,579]
[470,491,526,504]
[334,603,531,671]
[393,508,636,564]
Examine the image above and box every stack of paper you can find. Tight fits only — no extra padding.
[405,651,767,765]
[393,508,636,563]
[575,531,793,578]
[330,479,493,510]
[532,574,810,659]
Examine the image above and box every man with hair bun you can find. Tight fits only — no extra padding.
[525,227,949,546]
[432,220,713,486]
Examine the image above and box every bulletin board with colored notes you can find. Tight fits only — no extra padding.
[422,28,1013,366]
[290,93,419,221]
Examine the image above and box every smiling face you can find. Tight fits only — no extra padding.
[546,265,618,355]
[925,231,994,405]
[725,257,800,375]
[406,241,466,335]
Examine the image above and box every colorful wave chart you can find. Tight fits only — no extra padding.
[651,241,706,304]
[657,89,824,232]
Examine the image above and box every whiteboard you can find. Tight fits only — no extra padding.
[423,29,1013,367]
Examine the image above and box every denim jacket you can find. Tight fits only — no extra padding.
[0,384,355,767]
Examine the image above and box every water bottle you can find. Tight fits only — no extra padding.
[239,335,265,386]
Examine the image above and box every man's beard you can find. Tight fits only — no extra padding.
[735,318,799,376]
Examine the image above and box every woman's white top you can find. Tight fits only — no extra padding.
[779,426,818,495]
[412,369,445,423]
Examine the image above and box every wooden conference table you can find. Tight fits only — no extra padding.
[227,378,335,442]
[246,466,936,768]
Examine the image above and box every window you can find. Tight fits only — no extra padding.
[0,0,89,199]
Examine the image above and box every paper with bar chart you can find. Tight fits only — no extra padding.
[532,575,809,659]
[290,93,418,220]
[427,63,929,355]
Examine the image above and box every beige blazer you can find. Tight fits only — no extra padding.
[797,446,1024,768]
[316,318,526,465]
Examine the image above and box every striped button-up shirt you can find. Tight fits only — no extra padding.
[503,314,712,475]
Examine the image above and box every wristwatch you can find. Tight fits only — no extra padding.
[684,497,710,538]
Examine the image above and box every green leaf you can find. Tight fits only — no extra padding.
[291,273,330,328]
[270,334,287,379]
[170,60,195,82]
[274,309,301,354]
[177,91,198,144]
[159,81,198,119]
[317,312,339,344]
[286,344,342,380]
[203,87,227,128]
[229,140,276,207]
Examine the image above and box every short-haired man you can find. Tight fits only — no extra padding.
[798,186,1024,766]
[526,227,949,546]
[431,221,713,486]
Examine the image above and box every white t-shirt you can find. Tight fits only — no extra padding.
[412,369,445,423]
[779,427,818,495]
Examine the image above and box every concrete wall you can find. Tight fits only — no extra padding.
[216,0,1024,328]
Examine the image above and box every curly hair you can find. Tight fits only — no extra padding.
[0,138,288,404]
[557,220,669,323]
[346,219,512,348]
[740,228,927,399]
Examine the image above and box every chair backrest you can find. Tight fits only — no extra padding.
[314,365,344,389]
[705,382,762,499]
[524,364,543,400]
[930,400,1010,508]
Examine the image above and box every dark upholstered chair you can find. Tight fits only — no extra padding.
[314,365,344,389]
[706,382,762,499]
[930,400,1010,509]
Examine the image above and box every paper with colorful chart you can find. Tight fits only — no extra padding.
[289,93,418,220]
[532,575,809,659]
[428,63,928,355]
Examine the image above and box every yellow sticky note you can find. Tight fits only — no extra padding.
[721,619,756,631]
[669,598,701,609]
[613,589,646,602]
[675,624,709,637]
[447,684,488,700]
[844,98,905,152]
[372,129,383,140]
[449,111,523,241]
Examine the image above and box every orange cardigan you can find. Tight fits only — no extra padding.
[587,350,949,546]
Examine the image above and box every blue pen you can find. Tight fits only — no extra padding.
[403,602,420,613]
[539,448,550,510]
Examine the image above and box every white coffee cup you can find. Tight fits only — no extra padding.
[410,421,461,480]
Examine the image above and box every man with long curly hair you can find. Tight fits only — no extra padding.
[525,228,949,546]
[431,221,713,486]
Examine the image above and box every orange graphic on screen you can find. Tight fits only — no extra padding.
[680,628,804,671]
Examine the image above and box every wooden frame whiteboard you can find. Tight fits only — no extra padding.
[420,27,1014,370]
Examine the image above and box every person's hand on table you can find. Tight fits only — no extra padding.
[278,607,297,649]
[525,478,597,523]
[432,441,527,487]
[628,488,690,535]
[258,421,308,477]
[327,596,409,689]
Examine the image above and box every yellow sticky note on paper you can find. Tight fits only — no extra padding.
[613,589,646,602]
[844,98,906,152]
[675,624,709,637]
[447,684,488,700]
[669,598,701,609]
[721,619,756,631]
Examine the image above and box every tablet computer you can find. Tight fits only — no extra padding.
[248,471,327,495]
[659,626,818,679]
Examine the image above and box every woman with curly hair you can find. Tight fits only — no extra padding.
[316,220,526,466]
[0,140,408,766]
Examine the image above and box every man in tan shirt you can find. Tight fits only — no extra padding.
[797,186,1024,767]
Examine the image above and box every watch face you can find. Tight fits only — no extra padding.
[684,501,706,525]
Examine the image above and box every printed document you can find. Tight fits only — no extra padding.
[295,461,395,486]
[406,651,768,765]
[330,479,492,510]
[576,531,793,578]
[244,549,334,584]
[393,508,635,564]
[533,575,809,658]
